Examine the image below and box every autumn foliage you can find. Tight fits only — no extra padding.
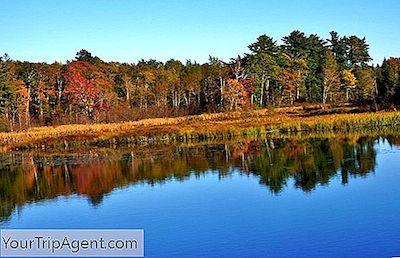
[0,30,399,132]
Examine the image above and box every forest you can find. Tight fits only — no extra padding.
[0,30,399,132]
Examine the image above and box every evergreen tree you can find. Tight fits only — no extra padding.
[346,36,372,67]
[247,35,282,106]
[327,31,349,70]
[248,35,280,57]
[379,58,400,105]
[304,34,327,102]
[0,54,14,113]
[282,30,308,59]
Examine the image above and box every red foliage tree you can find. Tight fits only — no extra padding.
[277,69,298,105]
[64,61,113,121]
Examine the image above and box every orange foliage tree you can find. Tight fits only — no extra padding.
[224,79,249,110]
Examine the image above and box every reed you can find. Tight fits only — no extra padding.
[1,109,400,151]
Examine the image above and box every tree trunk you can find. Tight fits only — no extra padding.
[266,79,270,105]
[8,110,14,132]
[272,81,276,106]
[125,80,131,108]
[260,80,264,106]
[39,100,44,124]
[220,77,223,107]
[323,84,328,104]
[12,112,15,132]
[126,87,130,108]
[18,113,22,130]
[6,110,13,132]
[25,87,31,128]
[57,77,63,105]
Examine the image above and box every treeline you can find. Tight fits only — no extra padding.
[0,30,399,131]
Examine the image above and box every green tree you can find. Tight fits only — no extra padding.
[283,31,326,102]
[0,54,17,131]
[75,49,104,66]
[114,63,137,108]
[346,36,372,67]
[328,31,349,70]
[304,34,327,102]
[378,58,400,105]
[282,30,308,59]
[281,52,308,102]
[247,35,282,106]
[15,62,44,128]
[249,35,280,57]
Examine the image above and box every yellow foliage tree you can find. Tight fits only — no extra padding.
[342,69,357,101]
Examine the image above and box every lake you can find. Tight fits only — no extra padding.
[1,135,400,257]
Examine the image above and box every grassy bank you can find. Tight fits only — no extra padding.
[1,108,400,151]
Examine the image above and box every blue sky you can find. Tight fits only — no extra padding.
[0,0,399,64]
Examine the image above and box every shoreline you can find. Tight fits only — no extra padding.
[1,109,400,151]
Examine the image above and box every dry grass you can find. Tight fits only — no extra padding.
[1,108,400,151]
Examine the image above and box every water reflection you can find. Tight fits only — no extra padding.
[0,135,397,222]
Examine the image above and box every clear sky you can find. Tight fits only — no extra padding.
[0,0,399,64]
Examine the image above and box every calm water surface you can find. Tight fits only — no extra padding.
[1,136,400,257]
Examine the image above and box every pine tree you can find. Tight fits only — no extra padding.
[328,31,349,70]
[346,36,372,67]
[248,35,282,106]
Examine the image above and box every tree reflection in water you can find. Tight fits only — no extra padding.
[0,135,396,221]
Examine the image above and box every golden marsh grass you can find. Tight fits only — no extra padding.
[1,109,400,151]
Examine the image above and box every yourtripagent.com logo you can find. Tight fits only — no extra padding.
[0,229,144,257]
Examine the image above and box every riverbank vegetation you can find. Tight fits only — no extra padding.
[1,107,400,150]
[0,30,400,133]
